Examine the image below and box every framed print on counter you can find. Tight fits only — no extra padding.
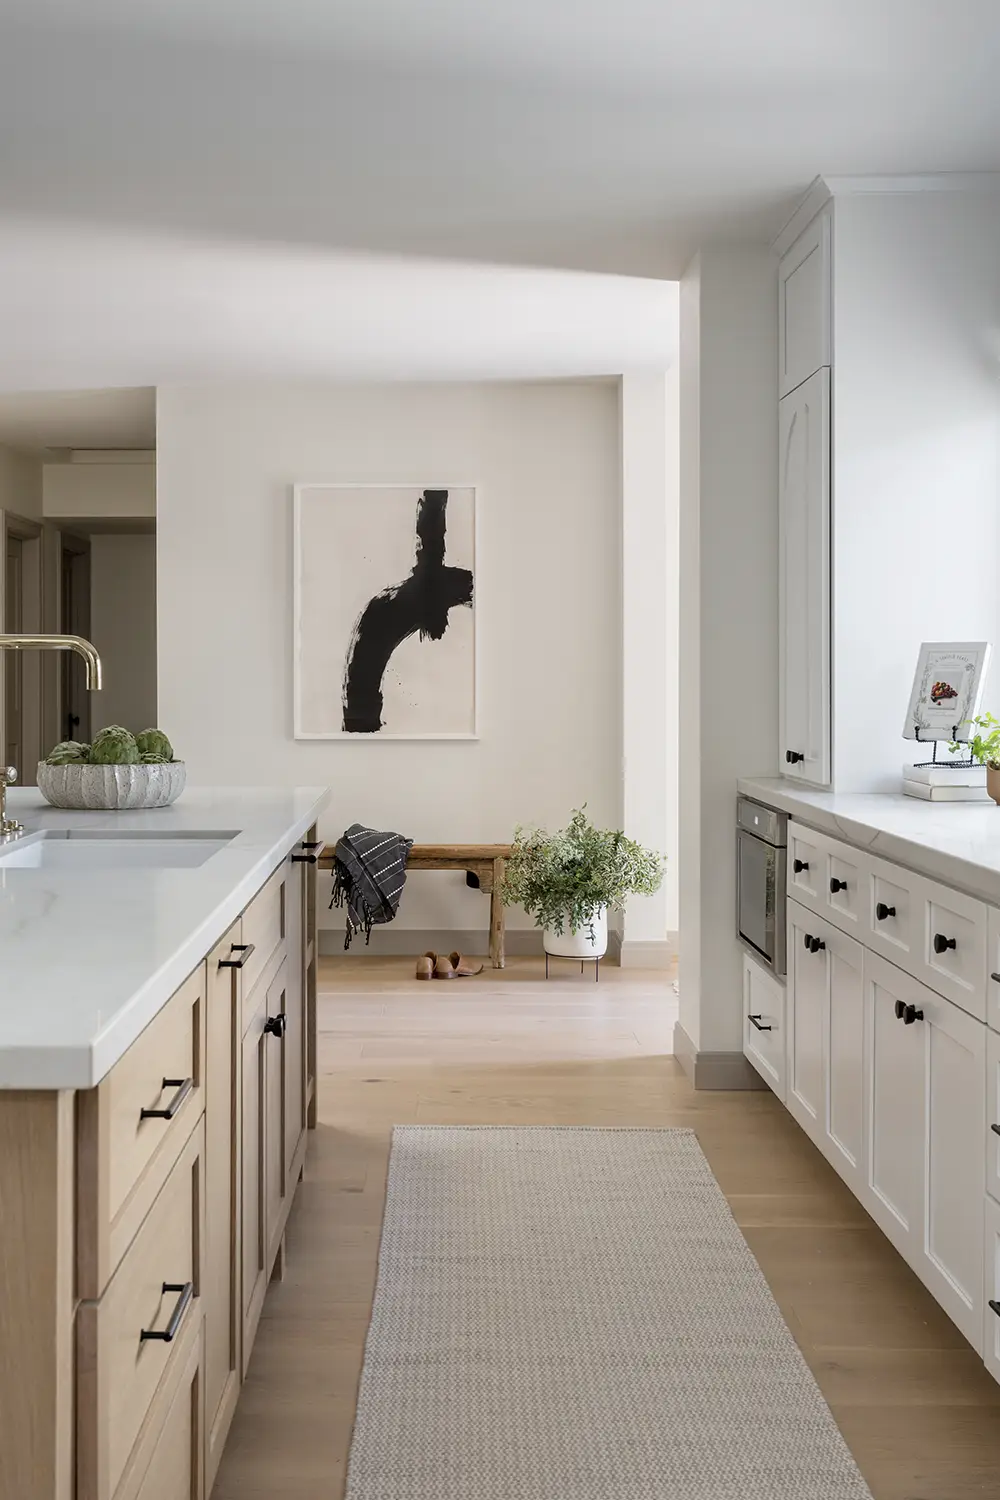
[903,641,991,742]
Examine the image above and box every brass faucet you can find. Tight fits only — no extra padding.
[0,635,104,840]
[0,633,103,691]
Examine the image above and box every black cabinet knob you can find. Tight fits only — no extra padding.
[990,1300,1000,1318]
[903,1003,923,1025]
[808,936,826,954]
[933,933,957,955]
[785,750,805,765]
[875,902,896,922]
[990,1123,1000,1137]
[894,999,906,1020]
[803,933,813,950]
[793,859,809,874]
[830,878,847,893]
[264,1014,287,1039]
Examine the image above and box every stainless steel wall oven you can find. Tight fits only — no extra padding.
[736,796,787,976]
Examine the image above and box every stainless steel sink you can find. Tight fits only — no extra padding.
[0,830,239,870]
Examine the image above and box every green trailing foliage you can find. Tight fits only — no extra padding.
[502,807,665,937]
[951,712,1000,770]
[45,740,91,765]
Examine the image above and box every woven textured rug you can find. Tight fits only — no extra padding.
[345,1126,873,1499]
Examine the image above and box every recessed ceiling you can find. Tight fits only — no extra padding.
[0,387,155,453]
[0,222,678,394]
[0,1,999,275]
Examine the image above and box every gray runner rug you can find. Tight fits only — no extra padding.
[345,1126,872,1499]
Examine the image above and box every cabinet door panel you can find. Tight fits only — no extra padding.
[742,953,786,1100]
[778,211,831,397]
[204,923,241,1492]
[984,1195,1000,1386]
[786,902,825,1142]
[241,995,267,1372]
[988,1028,1000,1208]
[283,857,306,1180]
[264,958,289,1271]
[826,928,865,1191]
[779,368,831,787]
[923,990,984,1346]
[864,957,923,1251]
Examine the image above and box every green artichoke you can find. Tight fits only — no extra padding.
[139,749,169,764]
[135,728,174,762]
[45,740,91,765]
[89,726,140,765]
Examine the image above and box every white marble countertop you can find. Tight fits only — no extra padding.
[0,786,329,1089]
[740,776,1000,906]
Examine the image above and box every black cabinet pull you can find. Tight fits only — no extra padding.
[875,902,896,922]
[139,1077,193,1122]
[808,936,826,954]
[299,840,322,850]
[785,750,804,765]
[830,878,847,893]
[803,933,813,950]
[933,933,957,955]
[291,853,317,863]
[903,1004,924,1025]
[219,942,256,970]
[748,1014,773,1032]
[990,1299,1000,1318]
[264,1013,286,1039]
[991,1123,1000,1137]
[894,1000,906,1020]
[140,1281,193,1343]
[793,859,809,874]
[991,973,1000,985]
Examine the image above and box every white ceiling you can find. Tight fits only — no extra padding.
[1,1,998,276]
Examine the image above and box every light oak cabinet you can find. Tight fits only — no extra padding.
[778,367,831,787]
[0,827,320,1500]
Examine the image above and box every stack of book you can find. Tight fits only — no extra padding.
[903,763,989,801]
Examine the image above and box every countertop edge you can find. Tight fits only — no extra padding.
[0,788,330,1090]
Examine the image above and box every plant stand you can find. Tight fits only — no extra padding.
[545,952,600,982]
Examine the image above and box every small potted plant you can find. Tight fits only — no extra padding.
[502,808,664,960]
[37,726,186,809]
[952,713,1000,805]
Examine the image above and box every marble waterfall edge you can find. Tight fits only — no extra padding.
[37,761,188,809]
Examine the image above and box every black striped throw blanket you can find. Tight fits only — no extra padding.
[330,824,414,950]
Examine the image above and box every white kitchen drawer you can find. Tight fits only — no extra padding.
[915,875,988,1021]
[987,907,1000,1032]
[788,826,824,910]
[742,953,786,1101]
[865,854,919,970]
[986,1196,1000,1386]
[825,842,866,934]
[988,1029,1000,1208]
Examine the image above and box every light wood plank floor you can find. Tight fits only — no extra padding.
[213,956,1000,1500]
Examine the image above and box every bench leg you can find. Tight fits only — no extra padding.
[490,859,506,969]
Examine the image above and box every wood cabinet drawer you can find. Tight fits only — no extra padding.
[742,952,786,1101]
[112,1321,203,1500]
[78,964,206,1298]
[77,1119,205,1500]
[916,877,987,1021]
[239,863,286,1004]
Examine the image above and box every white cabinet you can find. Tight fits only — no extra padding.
[778,210,831,398]
[742,953,786,1100]
[987,1028,1000,1208]
[786,902,864,1192]
[987,907,1000,1032]
[863,952,984,1348]
[984,1195,1000,1385]
[778,368,831,787]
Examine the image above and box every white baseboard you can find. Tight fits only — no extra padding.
[672,1022,767,1091]
[619,937,676,970]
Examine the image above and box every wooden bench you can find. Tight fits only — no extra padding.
[320,843,513,968]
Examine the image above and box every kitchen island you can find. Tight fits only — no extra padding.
[0,785,329,1500]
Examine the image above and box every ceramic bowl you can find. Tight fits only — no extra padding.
[36,761,187,810]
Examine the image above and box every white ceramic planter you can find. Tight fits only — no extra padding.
[36,761,187,811]
[542,907,608,959]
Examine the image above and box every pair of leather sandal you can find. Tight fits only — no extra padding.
[415,950,484,980]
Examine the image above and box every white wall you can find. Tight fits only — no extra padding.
[43,456,156,522]
[155,381,624,937]
[89,533,158,733]
[0,441,42,520]
[679,247,777,1055]
[620,373,679,957]
[831,191,1000,792]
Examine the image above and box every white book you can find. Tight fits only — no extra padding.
[902,778,991,802]
[905,762,986,788]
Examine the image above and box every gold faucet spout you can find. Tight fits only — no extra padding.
[0,634,103,691]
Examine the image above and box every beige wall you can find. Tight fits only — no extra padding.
[155,380,624,937]
[43,457,155,522]
[0,441,42,520]
[89,533,158,734]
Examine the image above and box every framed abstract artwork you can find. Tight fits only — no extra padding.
[293,483,478,739]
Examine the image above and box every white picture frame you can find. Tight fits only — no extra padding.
[902,641,992,743]
[293,482,479,740]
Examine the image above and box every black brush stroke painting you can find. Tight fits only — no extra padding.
[342,488,474,733]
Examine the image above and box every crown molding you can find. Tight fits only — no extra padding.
[771,177,831,257]
[772,172,1000,257]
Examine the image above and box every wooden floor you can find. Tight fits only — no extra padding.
[213,955,1000,1500]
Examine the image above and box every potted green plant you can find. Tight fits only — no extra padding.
[502,808,665,959]
[952,713,1000,805]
